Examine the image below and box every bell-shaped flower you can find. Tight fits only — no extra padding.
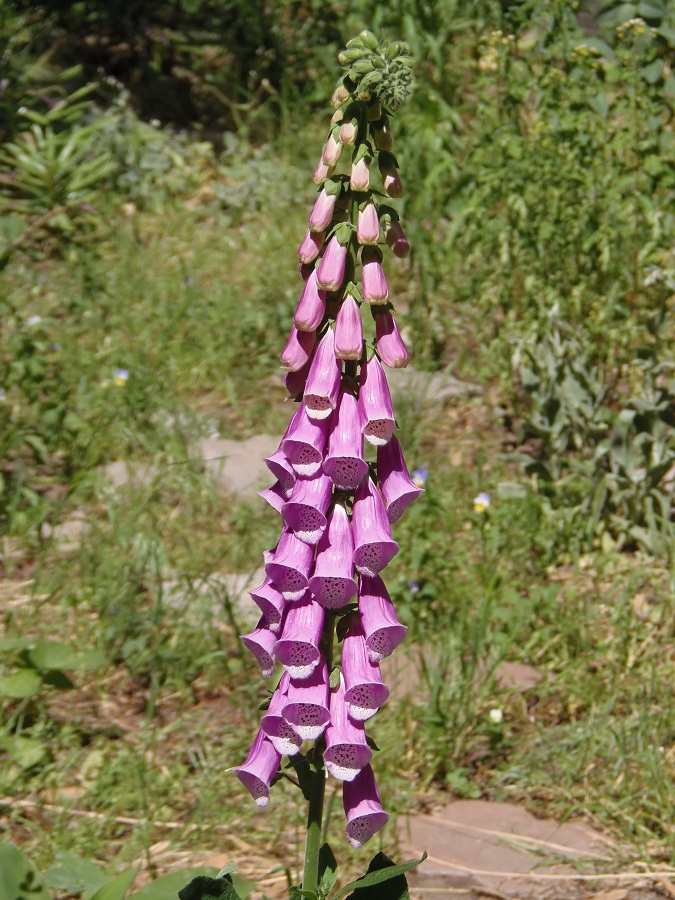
[358,574,407,661]
[235,729,282,808]
[377,435,423,523]
[323,134,342,167]
[298,229,324,264]
[258,481,287,513]
[281,326,316,372]
[350,158,370,192]
[341,615,389,721]
[325,674,372,781]
[282,658,330,740]
[281,404,330,475]
[308,188,337,232]
[303,328,341,419]
[313,159,335,185]
[385,220,409,258]
[309,503,358,609]
[352,477,399,576]
[357,202,380,246]
[334,294,363,361]
[265,529,314,601]
[323,389,368,491]
[264,447,296,498]
[294,271,327,333]
[316,236,347,292]
[343,764,389,847]
[274,593,325,679]
[361,248,389,304]
[282,472,332,545]
[339,121,357,145]
[374,309,409,368]
[359,355,395,446]
[249,577,286,634]
[240,617,277,677]
[261,673,302,756]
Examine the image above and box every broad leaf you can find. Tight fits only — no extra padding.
[0,843,51,900]
[334,852,427,900]
[317,844,337,899]
[89,868,138,900]
[0,669,41,699]
[131,867,218,899]
[27,640,106,671]
[46,850,108,897]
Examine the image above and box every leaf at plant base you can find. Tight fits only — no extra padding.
[317,843,337,898]
[26,640,106,671]
[335,852,427,900]
[132,867,219,900]
[89,867,139,900]
[0,734,48,769]
[0,843,51,900]
[0,669,41,699]
[46,850,108,897]
[177,874,243,900]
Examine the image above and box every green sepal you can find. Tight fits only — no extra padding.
[323,177,344,197]
[377,150,399,171]
[365,734,380,752]
[353,143,373,166]
[317,844,338,899]
[360,72,384,90]
[333,222,353,245]
[335,612,355,643]
[334,852,427,899]
[257,694,272,712]
[329,665,341,689]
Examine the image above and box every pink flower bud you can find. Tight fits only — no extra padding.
[375,309,409,368]
[357,202,380,245]
[280,326,316,372]
[298,229,324,264]
[373,125,392,150]
[359,355,395,446]
[314,159,335,185]
[308,189,337,232]
[294,271,326,332]
[340,121,357,145]
[350,158,370,192]
[335,294,363,361]
[382,164,403,198]
[361,248,389,304]
[323,134,342,166]
[385,220,409,258]
[304,328,341,419]
[316,236,347,292]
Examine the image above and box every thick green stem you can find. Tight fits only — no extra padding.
[302,756,327,895]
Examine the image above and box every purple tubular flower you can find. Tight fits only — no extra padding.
[323,389,368,491]
[359,574,407,662]
[377,435,424,523]
[323,134,342,166]
[334,294,363,361]
[294,271,327,333]
[303,328,341,419]
[359,355,395,446]
[249,577,286,634]
[308,188,337,232]
[361,248,389,304]
[281,326,316,372]
[357,202,380,245]
[385,220,410,258]
[374,309,409,368]
[264,447,296,497]
[309,503,358,609]
[240,618,277,677]
[281,404,330,475]
[261,673,302,756]
[298,229,325,264]
[316,236,347,292]
[265,529,315,600]
[350,158,370,192]
[235,728,282,807]
[342,616,389,721]
[284,360,311,399]
[352,477,399,576]
[258,481,287,513]
[282,658,331,740]
[343,764,390,847]
[282,472,333,545]
[274,594,325,679]
[325,675,372,781]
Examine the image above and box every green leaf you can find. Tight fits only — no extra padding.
[0,734,48,769]
[26,641,106,671]
[335,853,427,900]
[177,875,242,900]
[46,850,109,898]
[23,434,49,463]
[131,867,219,900]
[0,669,41,699]
[0,843,51,900]
[317,844,337,899]
[89,868,138,900]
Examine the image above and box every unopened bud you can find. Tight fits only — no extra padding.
[314,159,335,185]
[332,85,350,107]
[385,220,409,258]
[373,124,392,150]
[323,134,343,166]
[350,158,370,192]
[357,202,380,245]
[340,121,358,145]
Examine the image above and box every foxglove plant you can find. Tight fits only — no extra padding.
[208,30,426,900]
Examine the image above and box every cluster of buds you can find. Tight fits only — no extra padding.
[235,32,419,850]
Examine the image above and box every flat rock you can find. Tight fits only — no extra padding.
[196,435,281,499]
[400,799,615,899]
[386,366,482,407]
